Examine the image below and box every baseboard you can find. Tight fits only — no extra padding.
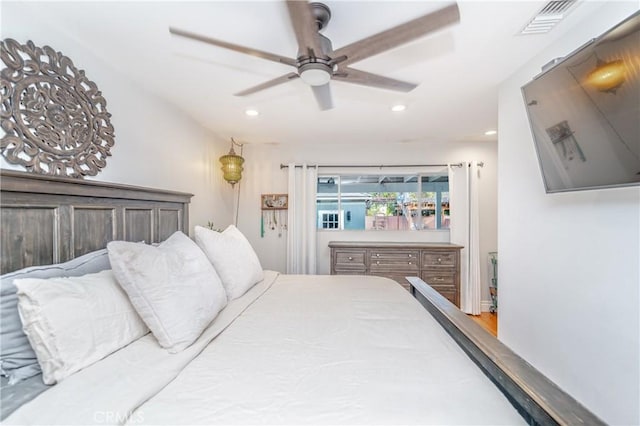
[481,300,493,312]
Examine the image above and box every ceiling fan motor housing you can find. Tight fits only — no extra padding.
[296,31,333,61]
[296,29,334,86]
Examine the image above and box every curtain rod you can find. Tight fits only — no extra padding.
[280,162,484,169]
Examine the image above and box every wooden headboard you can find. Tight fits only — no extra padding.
[1,170,193,274]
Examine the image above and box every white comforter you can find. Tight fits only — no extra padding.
[6,272,523,425]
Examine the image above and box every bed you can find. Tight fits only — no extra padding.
[0,170,602,425]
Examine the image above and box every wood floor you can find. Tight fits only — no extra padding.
[469,312,498,336]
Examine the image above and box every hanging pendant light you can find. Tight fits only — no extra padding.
[219,138,244,187]
[586,58,626,93]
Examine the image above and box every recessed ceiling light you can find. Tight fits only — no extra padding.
[245,109,259,117]
[391,104,406,112]
[485,130,497,136]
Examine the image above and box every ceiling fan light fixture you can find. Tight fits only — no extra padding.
[299,64,331,86]
[245,109,259,117]
[391,104,406,112]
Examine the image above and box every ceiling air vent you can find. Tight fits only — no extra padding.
[520,0,578,35]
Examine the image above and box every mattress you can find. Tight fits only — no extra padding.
[6,273,523,425]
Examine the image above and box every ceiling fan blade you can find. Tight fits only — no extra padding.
[234,72,300,96]
[285,1,327,58]
[333,67,417,92]
[169,27,297,67]
[332,3,460,67]
[311,83,333,110]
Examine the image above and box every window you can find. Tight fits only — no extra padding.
[316,174,450,231]
[318,211,340,229]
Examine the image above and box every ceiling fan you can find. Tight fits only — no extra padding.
[169,2,460,110]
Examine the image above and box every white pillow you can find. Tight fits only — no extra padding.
[107,231,227,353]
[14,270,148,385]
[1,248,110,385]
[194,225,264,301]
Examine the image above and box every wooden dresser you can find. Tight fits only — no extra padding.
[329,241,463,307]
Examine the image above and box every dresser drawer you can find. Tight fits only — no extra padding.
[370,249,419,261]
[422,251,457,268]
[421,271,456,287]
[370,260,419,273]
[334,250,366,272]
[369,250,419,270]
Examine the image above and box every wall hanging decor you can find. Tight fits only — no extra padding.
[260,194,288,238]
[0,39,114,178]
[261,193,288,210]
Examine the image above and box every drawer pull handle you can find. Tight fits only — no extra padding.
[434,277,444,281]
[376,253,380,257]
[376,261,380,265]
[437,258,442,263]
[408,261,412,265]
[408,254,413,258]
[348,257,353,261]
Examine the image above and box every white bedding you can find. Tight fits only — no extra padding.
[6,273,524,425]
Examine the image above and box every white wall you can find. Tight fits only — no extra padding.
[0,2,234,233]
[498,4,639,424]
[236,140,498,306]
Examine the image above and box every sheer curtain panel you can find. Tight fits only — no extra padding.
[448,162,482,314]
[286,164,318,274]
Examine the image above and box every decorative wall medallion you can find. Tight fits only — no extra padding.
[0,39,114,178]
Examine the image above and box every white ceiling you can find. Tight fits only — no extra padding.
[11,1,608,146]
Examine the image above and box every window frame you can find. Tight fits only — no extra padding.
[316,173,450,232]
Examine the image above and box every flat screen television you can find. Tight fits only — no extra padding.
[522,10,640,193]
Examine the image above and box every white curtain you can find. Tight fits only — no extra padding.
[286,164,317,274]
[448,161,482,315]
